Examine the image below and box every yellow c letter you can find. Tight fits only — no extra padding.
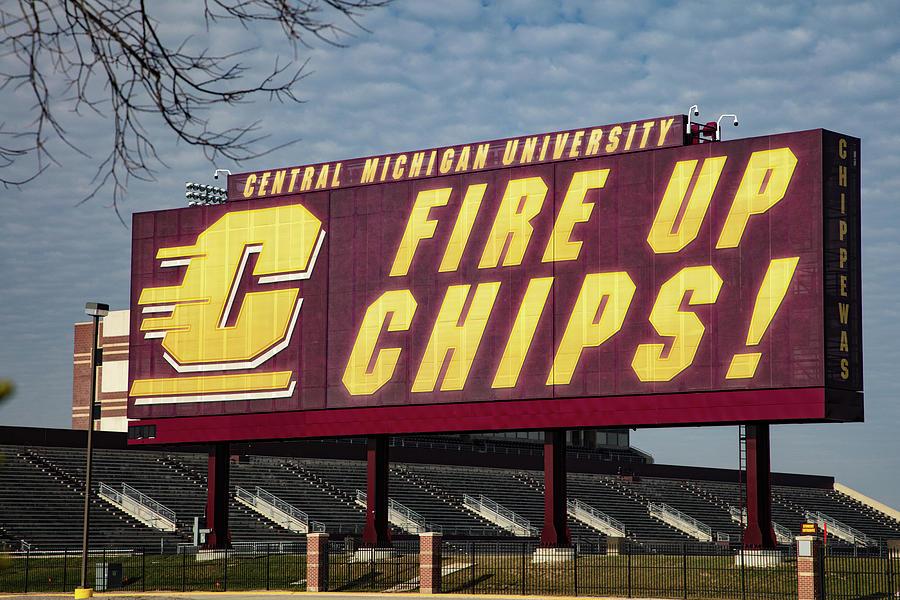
[342,290,417,395]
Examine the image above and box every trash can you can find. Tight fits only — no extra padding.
[95,562,123,591]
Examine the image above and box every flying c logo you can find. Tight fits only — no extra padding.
[129,204,325,406]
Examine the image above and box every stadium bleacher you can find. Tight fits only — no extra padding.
[1,431,898,552]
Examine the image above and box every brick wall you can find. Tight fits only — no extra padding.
[72,310,130,432]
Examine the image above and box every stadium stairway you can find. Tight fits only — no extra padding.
[162,453,309,542]
[830,488,900,531]
[0,446,187,550]
[688,479,806,537]
[402,463,600,542]
[777,485,900,543]
[565,472,696,546]
[617,476,742,541]
[233,456,364,535]
[511,470,612,541]
[390,464,504,536]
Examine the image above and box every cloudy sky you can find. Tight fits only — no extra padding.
[1,1,898,507]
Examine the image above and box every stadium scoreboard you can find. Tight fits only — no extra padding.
[126,115,862,444]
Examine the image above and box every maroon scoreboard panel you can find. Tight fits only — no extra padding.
[126,118,862,445]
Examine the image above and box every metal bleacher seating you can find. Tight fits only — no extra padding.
[775,485,900,543]
[231,456,364,535]
[614,476,742,541]
[0,445,186,550]
[401,463,600,541]
[567,472,695,545]
[2,440,899,551]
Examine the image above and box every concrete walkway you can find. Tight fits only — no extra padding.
[0,592,617,600]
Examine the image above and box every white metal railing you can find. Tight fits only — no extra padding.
[98,482,176,531]
[728,506,794,545]
[774,522,794,545]
[234,486,324,533]
[805,511,875,546]
[567,498,626,537]
[121,483,176,523]
[176,541,306,554]
[355,490,439,533]
[648,502,712,542]
[717,531,731,543]
[463,494,537,537]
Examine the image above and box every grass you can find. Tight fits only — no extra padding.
[0,549,896,599]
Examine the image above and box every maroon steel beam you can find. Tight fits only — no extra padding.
[743,424,777,548]
[362,435,391,547]
[203,442,232,549]
[540,429,571,547]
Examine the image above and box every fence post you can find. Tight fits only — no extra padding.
[181,548,186,592]
[627,543,632,598]
[141,549,145,592]
[306,532,329,592]
[63,548,68,592]
[470,541,476,593]
[888,548,894,600]
[796,535,824,600]
[573,540,578,596]
[521,542,526,596]
[24,546,29,593]
[223,548,228,591]
[266,544,271,590]
[682,543,687,600]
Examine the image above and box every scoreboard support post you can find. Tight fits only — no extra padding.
[202,442,232,549]
[743,424,777,549]
[540,429,571,547]
[362,435,392,547]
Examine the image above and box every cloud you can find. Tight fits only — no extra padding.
[1,0,899,507]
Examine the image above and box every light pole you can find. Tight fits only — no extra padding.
[76,302,108,599]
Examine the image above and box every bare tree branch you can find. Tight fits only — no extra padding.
[0,0,388,210]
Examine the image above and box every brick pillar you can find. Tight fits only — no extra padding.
[796,535,823,600]
[307,533,329,592]
[419,532,442,594]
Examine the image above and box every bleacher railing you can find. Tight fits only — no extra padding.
[463,494,537,537]
[648,502,712,542]
[355,490,439,533]
[729,506,794,544]
[234,486,324,533]
[804,510,875,546]
[567,498,626,537]
[176,540,306,554]
[98,482,176,531]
